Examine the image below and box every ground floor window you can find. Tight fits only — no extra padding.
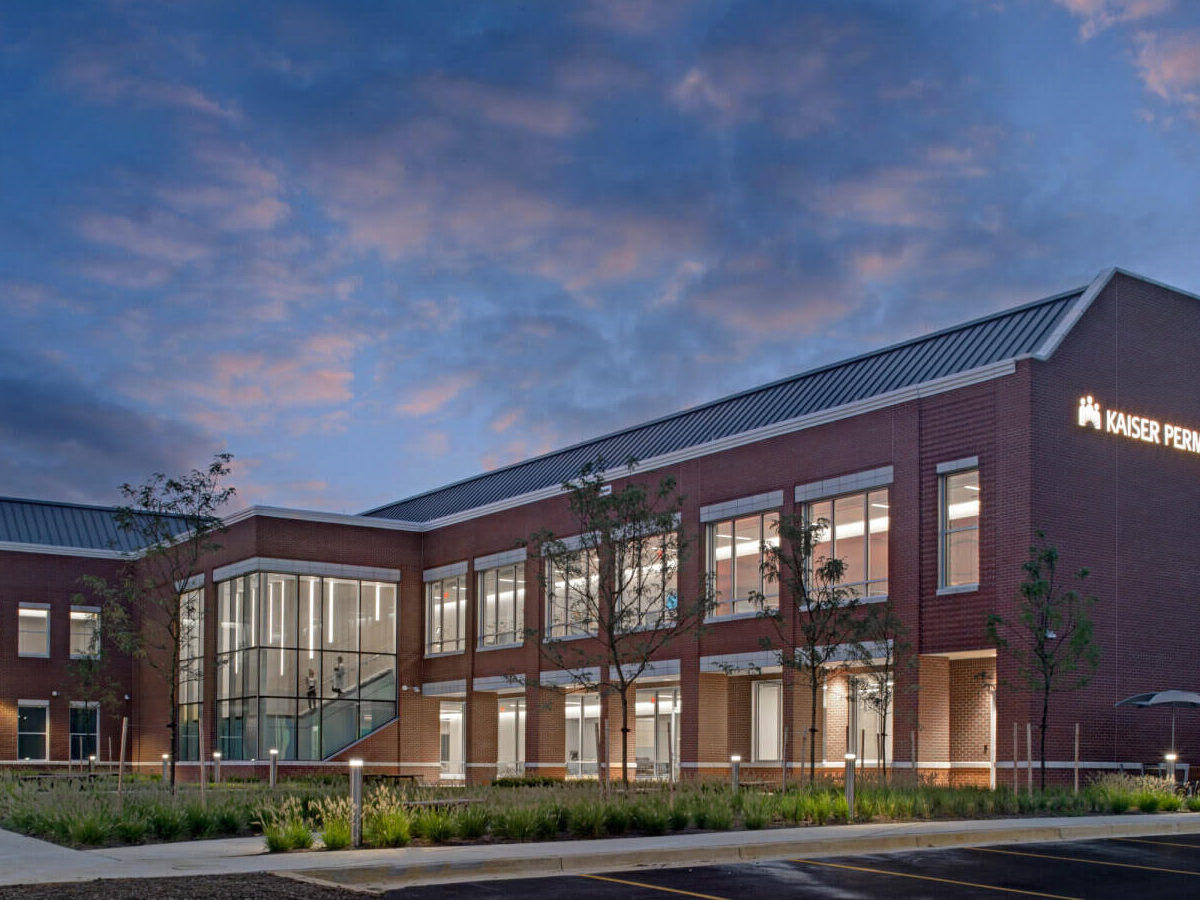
[635,688,680,780]
[753,680,782,762]
[17,702,48,760]
[565,692,600,777]
[497,698,525,777]
[848,677,893,765]
[69,702,99,761]
[440,701,465,779]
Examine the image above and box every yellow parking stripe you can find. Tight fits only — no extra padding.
[970,846,1200,876]
[580,873,730,899]
[791,858,1080,899]
[1114,836,1200,850]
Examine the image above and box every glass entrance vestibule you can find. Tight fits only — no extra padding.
[214,572,398,760]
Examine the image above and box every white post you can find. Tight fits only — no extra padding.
[349,759,363,848]
[213,751,222,784]
[730,755,741,794]
[269,748,279,788]
[162,753,170,784]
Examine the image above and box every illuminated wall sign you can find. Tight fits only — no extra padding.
[1077,395,1200,454]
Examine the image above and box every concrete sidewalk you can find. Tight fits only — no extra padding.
[2,814,1200,892]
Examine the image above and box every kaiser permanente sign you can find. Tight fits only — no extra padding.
[1077,395,1200,454]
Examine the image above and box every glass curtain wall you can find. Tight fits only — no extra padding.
[178,588,203,760]
[634,688,680,780]
[216,573,397,760]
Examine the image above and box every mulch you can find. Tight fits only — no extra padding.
[0,874,363,899]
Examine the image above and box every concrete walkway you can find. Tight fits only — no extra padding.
[3,814,1200,892]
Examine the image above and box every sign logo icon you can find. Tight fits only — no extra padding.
[1078,395,1101,429]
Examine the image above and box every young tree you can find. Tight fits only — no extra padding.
[754,514,864,784]
[85,453,236,791]
[529,459,711,787]
[987,530,1099,791]
[850,597,912,782]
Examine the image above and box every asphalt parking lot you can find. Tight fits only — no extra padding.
[385,834,1200,898]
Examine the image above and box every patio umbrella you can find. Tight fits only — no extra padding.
[1115,690,1200,753]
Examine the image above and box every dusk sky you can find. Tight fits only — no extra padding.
[4,0,1200,514]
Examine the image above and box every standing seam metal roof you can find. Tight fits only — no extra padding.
[364,287,1083,523]
[0,497,188,553]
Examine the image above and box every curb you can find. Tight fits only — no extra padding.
[287,815,1200,891]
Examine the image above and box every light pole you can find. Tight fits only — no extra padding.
[213,751,222,784]
[269,748,279,788]
[349,759,364,848]
[730,755,741,794]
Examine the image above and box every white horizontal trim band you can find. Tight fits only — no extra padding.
[700,490,784,524]
[424,561,468,582]
[474,547,527,571]
[212,557,401,583]
[0,541,127,560]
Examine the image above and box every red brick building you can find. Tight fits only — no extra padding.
[3,268,1198,786]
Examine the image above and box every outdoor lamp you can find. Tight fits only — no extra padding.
[349,759,364,848]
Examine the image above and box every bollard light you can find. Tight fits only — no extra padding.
[88,754,96,775]
[1166,752,1178,784]
[349,759,364,848]
[730,755,741,794]
[269,748,279,788]
[162,753,170,783]
[213,751,222,784]
[844,753,857,820]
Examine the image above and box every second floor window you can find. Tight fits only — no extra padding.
[426,575,466,653]
[809,488,890,598]
[478,564,524,647]
[617,535,679,629]
[708,512,780,617]
[546,549,598,639]
[70,608,100,658]
[18,606,49,657]
[940,469,980,588]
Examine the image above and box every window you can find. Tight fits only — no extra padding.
[439,701,465,779]
[546,549,598,638]
[70,702,99,761]
[849,677,892,764]
[17,702,48,760]
[940,469,980,588]
[70,608,100,658]
[617,534,679,629]
[426,575,466,654]
[565,692,600,777]
[634,688,680,779]
[18,606,49,657]
[753,680,782,762]
[497,698,525,778]
[478,564,524,647]
[708,512,780,617]
[177,588,204,761]
[809,488,889,598]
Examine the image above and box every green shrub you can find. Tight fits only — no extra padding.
[184,804,215,838]
[809,792,833,826]
[67,811,111,846]
[364,810,411,847]
[1159,794,1182,812]
[493,776,562,787]
[704,799,734,830]
[493,806,541,842]
[740,795,770,830]
[1186,796,1200,812]
[413,808,457,843]
[148,806,187,841]
[213,806,245,836]
[1135,792,1161,813]
[259,797,313,852]
[455,804,491,839]
[602,801,630,836]
[114,815,148,844]
[631,801,669,836]
[667,801,690,831]
[321,818,352,850]
[567,801,604,838]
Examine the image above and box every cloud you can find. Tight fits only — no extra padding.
[419,76,583,137]
[396,373,478,417]
[60,55,241,120]
[1135,29,1200,103]
[1054,0,1172,40]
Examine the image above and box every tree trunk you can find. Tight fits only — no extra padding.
[1040,686,1050,792]
[809,666,819,785]
[620,689,630,788]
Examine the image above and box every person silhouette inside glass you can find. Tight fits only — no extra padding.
[333,657,346,694]
[306,668,317,709]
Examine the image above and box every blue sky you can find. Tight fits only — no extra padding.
[3,0,1200,513]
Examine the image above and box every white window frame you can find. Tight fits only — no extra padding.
[938,464,980,593]
[477,564,525,649]
[806,488,890,601]
[426,575,466,655]
[616,533,680,629]
[18,604,50,658]
[752,680,782,762]
[546,549,599,639]
[17,700,50,761]
[706,511,780,619]
[69,606,100,659]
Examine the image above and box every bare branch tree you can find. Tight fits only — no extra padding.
[850,597,912,783]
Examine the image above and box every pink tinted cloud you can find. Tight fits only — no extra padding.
[61,57,241,120]
[420,76,582,137]
[1136,29,1200,102]
[818,168,944,229]
[396,372,478,416]
[77,211,212,264]
[1055,0,1172,40]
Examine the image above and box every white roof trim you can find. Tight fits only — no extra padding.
[222,505,422,532]
[212,557,401,583]
[0,541,127,560]
[406,359,1016,532]
[1032,267,1116,361]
